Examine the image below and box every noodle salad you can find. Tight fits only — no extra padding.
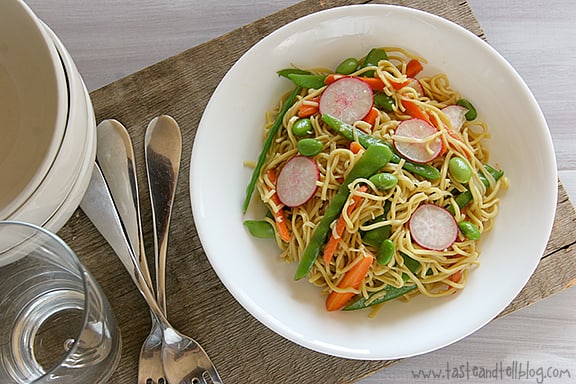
[242,47,508,315]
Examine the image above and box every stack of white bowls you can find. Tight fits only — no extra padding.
[0,0,96,231]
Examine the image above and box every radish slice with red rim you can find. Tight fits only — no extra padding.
[393,118,443,163]
[408,204,458,251]
[319,77,373,125]
[406,78,424,97]
[276,156,319,207]
[442,105,468,132]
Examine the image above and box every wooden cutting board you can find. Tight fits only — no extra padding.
[57,0,576,383]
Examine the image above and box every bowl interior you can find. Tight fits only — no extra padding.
[0,0,67,218]
[190,5,557,359]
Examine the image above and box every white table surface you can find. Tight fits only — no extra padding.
[24,1,576,383]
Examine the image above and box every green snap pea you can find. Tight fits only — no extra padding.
[286,73,327,89]
[277,68,311,79]
[297,138,323,157]
[321,113,441,180]
[456,98,478,121]
[369,172,398,190]
[458,221,481,240]
[478,164,504,188]
[343,284,417,310]
[376,239,395,265]
[336,57,359,75]
[294,143,393,280]
[360,48,389,77]
[449,156,473,184]
[243,220,275,238]
[373,92,395,113]
[243,86,301,213]
[361,203,391,248]
[446,164,504,215]
[292,118,313,137]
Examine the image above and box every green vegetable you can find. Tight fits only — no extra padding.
[286,73,327,89]
[449,156,473,184]
[335,57,359,75]
[294,143,393,280]
[361,204,391,248]
[243,220,275,238]
[359,48,388,77]
[458,221,481,240]
[456,98,477,121]
[292,118,313,137]
[243,86,301,213]
[277,68,311,79]
[478,164,504,188]
[369,172,398,190]
[297,138,323,157]
[343,284,417,311]
[446,164,504,214]
[321,113,441,180]
[401,252,421,278]
[376,239,395,265]
[373,92,395,113]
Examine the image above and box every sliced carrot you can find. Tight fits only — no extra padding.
[358,77,386,91]
[298,104,318,118]
[401,99,432,125]
[389,79,411,91]
[325,74,386,92]
[325,253,375,311]
[362,107,379,127]
[266,169,291,242]
[324,73,348,85]
[405,59,424,78]
[322,185,368,265]
[349,141,363,154]
[449,270,463,283]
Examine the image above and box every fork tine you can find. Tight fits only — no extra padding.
[203,368,223,384]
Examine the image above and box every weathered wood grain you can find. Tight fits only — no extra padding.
[53,0,576,383]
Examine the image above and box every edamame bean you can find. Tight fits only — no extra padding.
[369,172,398,190]
[449,156,473,184]
[373,92,395,113]
[243,220,275,238]
[336,57,359,75]
[297,138,323,156]
[456,98,477,121]
[458,221,481,240]
[377,239,395,265]
[292,118,313,137]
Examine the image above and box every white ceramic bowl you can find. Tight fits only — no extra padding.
[0,0,68,220]
[6,21,97,232]
[191,5,557,360]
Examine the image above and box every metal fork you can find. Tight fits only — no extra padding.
[138,115,181,384]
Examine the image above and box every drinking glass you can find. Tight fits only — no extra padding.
[0,221,121,383]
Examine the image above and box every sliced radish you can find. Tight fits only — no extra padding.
[406,78,424,97]
[393,118,443,163]
[319,77,373,125]
[408,204,458,251]
[441,105,468,132]
[276,156,319,207]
